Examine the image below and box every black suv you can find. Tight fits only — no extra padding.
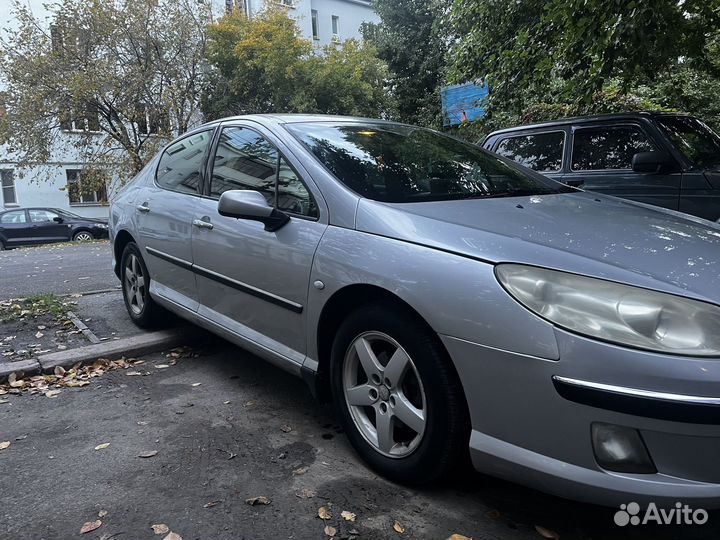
[483,112,720,222]
[0,207,108,250]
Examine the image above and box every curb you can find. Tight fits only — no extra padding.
[0,327,199,382]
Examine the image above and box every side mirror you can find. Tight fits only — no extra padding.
[53,216,64,223]
[217,190,289,232]
[632,151,673,174]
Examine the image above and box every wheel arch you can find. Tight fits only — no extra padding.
[113,229,136,278]
[313,284,461,404]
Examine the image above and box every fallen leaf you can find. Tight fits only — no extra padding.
[393,521,405,534]
[15,434,27,441]
[80,520,102,534]
[35,331,44,338]
[54,366,66,376]
[203,500,221,508]
[293,466,308,475]
[341,510,357,522]
[45,389,61,398]
[151,524,169,534]
[0,441,10,450]
[534,526,560,540]
[94,443,110,450]
[223,400,231,404]
[295,488,316,499]
[0,400,9,404]
[8,373,25,388]
[324,525,337,537]
[318,506,331,520]
[447,535,472,540]
[280,425,292,433]
[138,450,158,458]
[191,382,201,387]
[98,510,107,518]
[163,533,182,540]
[245,496,271,506]
[126,371,143,376]
[155,364,170,369]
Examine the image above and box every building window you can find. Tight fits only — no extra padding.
[225,0,249,15]
[331,15,339,36]
[311,10,319,40]
[67,169,107,205]
[60,107,101,133]
[1,170,17,206]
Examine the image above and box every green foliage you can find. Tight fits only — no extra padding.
[0,0,210,182]
[363,0,448,127]
[449,0,720,135]
[203,9,390,120]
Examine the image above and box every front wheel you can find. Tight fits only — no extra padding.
[330,302,470,484]
[120,242,164,328]
[72,231,94,242]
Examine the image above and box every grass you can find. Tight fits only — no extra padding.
[0,293,67,323]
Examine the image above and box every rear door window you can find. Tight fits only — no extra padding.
[156,129,214,195]
[496,131,565,172]
[1,210,27,223]
[571,126,656,171]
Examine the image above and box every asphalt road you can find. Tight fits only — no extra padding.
[1,339,717,540]
[0,242,118,300]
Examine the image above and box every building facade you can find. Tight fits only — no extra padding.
[225,0,378,47]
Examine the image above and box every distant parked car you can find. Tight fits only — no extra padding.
[483,112,720,221]
[0,207,108,250]
[111,114,720,507]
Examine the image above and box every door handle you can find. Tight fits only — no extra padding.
[192,219,214,230]
[136,204,150,213]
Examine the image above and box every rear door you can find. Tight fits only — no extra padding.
[492,129,567,183]
[28,209,71,243]
[564,123,681,210]
[135,128,215,311]
[0,209,33,247]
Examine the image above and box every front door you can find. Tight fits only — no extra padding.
[27,209,71,243]
[135,128,215,311]
[192,124,327,365]
[0,209,33,247]
[563,124,681,211]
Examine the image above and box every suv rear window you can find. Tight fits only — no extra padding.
[496,131,565,172]
[572,126,656,170]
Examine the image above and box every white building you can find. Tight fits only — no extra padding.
[224,0,378,47]
[0,0,379,219]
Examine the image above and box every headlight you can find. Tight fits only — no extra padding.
[96,223,108,229]
[495,264,720,357]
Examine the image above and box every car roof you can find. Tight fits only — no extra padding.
[194,113,411,131]
[485,111,695,138]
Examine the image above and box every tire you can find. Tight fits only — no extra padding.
[330,301,470,485]
[73,230,94,242]
[120,242,163,328]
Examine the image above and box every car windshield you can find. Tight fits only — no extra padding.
[286,122,573,203]
[656,116,720,170]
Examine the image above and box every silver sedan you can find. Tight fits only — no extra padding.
[110,115,720,507]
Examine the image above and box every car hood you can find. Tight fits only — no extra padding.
[355,191,720,303]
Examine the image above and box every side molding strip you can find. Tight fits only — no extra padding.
[145,247,303,314]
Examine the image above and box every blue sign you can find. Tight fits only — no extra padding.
[441,83,489,126]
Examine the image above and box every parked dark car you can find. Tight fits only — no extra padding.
[483,112,720,222]
[0,207,108,250]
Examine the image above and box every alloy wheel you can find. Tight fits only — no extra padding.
[74,232,93,242]
[124,253,146,315]
[342,331,427,458]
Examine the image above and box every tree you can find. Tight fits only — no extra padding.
[202,9,390,120]
[0,0,211,187]
[449,0,720,130]
[363,0,448,127]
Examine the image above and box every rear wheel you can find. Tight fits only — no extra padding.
[330,302,469,484]
[120,242,163,328]
[73,231,94,242]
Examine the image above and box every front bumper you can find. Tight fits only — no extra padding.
[442,330,720,508]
